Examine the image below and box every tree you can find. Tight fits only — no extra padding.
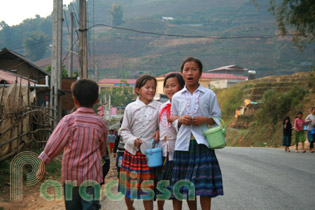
[46,65,69,77]
[23,31,49,61]
[110,4,124,26]
[101,80,134,107]
[268,0,315,48]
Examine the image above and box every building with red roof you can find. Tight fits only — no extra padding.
[156,71,248,94]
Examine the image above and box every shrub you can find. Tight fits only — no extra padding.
[256,85,307,124]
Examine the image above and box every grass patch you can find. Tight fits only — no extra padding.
[217,85,244,123]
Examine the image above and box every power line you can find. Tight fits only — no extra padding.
[87,23,295,40]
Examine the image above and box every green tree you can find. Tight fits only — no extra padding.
[110,4,124,26]
[101,80,134,107]
[23,31,49,61]
[46,65,69,77]
[268,0,315,48]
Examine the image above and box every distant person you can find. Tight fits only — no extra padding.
[119,75,160,210]
[282,116,292,152]
[36,79,108,210]
[107,129,116,153]
[294,111,306,153]
[113,117,125,178]
[171,57,223,210]
[305,107,315,153]
[155,73,185,210]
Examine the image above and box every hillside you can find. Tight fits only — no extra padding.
[216,71,315,147]
[81,0,314,78]
[1,0,314,78]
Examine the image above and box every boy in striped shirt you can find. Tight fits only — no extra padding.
[36,79,107,210]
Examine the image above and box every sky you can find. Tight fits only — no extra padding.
[0,0,73,26]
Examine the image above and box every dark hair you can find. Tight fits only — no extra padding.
[283,116,291,124]
[180,57,203,73]
[311,107,315,111]
[135,75,157,95]
[296,111,303,118]
[120,117,123,125]
[71,79,99,107]
[163,73,185,89]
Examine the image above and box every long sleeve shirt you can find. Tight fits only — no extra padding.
[305,114,315,131]
[38,107,108,185]
[158,100,177,160]
[171,85,221,151]
[120,97,161,155]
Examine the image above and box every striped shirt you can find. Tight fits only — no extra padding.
[38,107,108,185]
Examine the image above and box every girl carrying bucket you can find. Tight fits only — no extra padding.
[119,75,161,210]
[171,57,223,210]
[155,73,185,210]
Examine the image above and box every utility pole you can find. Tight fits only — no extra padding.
[79,0,88,78]
[51,0,63,126]
[68,12,73,77]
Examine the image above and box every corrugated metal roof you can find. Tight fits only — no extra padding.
[0,48,49,76]
[0,69,35,85]
[98,78,137,84]
[207,65,248,72]
[157,72,247,80]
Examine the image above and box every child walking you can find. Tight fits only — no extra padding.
[305,107,315,153]
[155,73,185,210]
[171,57,223,210]
[36,79,108,210]
[119,75,161,210]
[294,111,306,153]
[282,116,292,152]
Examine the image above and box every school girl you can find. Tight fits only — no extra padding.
[171,57,223,210]
[155,73,185,210]
[119,75,161,210]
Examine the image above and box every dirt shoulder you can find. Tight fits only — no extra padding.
[0,154,118,210]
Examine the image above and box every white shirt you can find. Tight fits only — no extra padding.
[171,85,221,151]
[121,97,161,155]
[305,114,315,131]
[158,100,177,160]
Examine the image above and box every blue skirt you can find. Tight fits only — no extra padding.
[170,140,223,199]
[282,135,291,146]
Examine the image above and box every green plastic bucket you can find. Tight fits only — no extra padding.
[203,118,226,149]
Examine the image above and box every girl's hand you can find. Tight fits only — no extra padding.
[192,116,207,126]
[134,138,142,148]
[152,130,159,143]
[36,161,46,181]
[179,115,193,126]
[168,116,178,123]
[192,116,215,126]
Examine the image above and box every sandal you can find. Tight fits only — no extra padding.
[302,150,306,153]
[295,150,299,153]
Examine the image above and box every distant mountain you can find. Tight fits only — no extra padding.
[79,0,313,79]
[2,0,313,78]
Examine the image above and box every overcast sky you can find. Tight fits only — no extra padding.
[0,0,72,26]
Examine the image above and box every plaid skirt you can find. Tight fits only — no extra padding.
[118,151,154,199]
[170,140,223,199]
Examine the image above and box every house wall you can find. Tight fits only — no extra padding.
[0,58,44,82]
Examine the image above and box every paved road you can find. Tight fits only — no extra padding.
[101,147,315,210]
